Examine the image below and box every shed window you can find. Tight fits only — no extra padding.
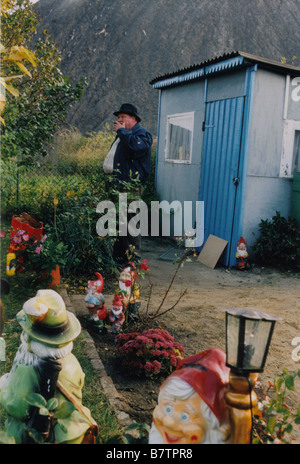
[165,112,194,163]
[280,120,300,177]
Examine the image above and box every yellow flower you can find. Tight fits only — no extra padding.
[173,348,184,359]
[53,198,58,206]
[66,190,76,197]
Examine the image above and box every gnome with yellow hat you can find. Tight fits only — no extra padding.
[0,289,98,444]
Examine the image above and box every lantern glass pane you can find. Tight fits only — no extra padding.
[226,314,240,367]
[244,319,272,370]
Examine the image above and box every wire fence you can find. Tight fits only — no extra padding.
[1,128,115,223]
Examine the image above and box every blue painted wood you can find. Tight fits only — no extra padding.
[199,96,245,266]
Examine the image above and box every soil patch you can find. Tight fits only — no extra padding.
[79,317,164,425]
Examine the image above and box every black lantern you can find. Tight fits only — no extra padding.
[224,307,281,374]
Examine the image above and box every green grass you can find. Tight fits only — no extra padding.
[0,223,122,443]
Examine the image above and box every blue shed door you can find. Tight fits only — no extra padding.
[199,96,245,266]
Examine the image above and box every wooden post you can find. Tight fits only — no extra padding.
[225,372,258,444]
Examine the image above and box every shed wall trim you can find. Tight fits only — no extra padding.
[152,56,246,89]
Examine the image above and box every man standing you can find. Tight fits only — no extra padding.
[103,103,153,264]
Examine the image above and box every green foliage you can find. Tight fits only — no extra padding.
[253,369,300,444]
[51,125,115,175]
[1,0,87,165]
[11,229,68,285]
[50,190,116,278]
[253,211,300,268]
[105,422,150,444]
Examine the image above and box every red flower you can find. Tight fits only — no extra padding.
[139,262,149,271]
[125,280,132,287]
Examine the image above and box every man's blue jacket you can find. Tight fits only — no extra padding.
[113,123,153,186]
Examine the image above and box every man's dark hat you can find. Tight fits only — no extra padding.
[114,103,141,122]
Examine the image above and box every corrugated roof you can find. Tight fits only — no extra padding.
[150,51,300,88]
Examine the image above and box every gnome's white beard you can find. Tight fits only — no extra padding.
[0,332,74,411]
[237,249,247,257]
[149,378,229,445]
[5,331,73,376]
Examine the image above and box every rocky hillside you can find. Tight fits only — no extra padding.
[34,0,300,135]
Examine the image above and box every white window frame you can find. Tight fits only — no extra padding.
[280,119,300,177]
[165,112,194,164]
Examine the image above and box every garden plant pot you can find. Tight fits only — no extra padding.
[40,265,60,287]
[50,265,61,287]
[9,213,43,253]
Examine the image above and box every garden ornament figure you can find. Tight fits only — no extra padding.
[0,289,98,444]
[85,272,107,332]
[117,262,141,319]
[108,293,125,333]
[235,236,250,270]
[149,347,260,445]
[149,348,231,445]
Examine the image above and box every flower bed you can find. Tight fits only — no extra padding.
[116,328,184,378]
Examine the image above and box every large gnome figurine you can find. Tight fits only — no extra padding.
[84,272,107,332]
[0,289,98,444]
[149,348,231,445]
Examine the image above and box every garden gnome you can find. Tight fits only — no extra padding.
[85,272,107,332]
[0,289,98,444]
[235,236,250,270]
[118,262,140,318]
[149,348,231,445]
[118,262,137,302]
[108,293,125,333]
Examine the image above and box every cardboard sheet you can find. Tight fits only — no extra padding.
[197,234,228,269]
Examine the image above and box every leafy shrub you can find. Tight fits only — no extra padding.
[51,190,116,277]
[253,212,300,268]
[116,328,185,378]
[11,229,67,285]
[253,369,300,444]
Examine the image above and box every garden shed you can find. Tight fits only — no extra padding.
[150,51,300,267]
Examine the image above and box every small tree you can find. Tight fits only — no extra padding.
[1,0,87,165]
[0,0,37,125]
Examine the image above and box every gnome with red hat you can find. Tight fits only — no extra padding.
[117,262,141,320]
[149,348,231,445]
[235,236,250,270]
[108,293,125,333]
[84,272,107,332]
